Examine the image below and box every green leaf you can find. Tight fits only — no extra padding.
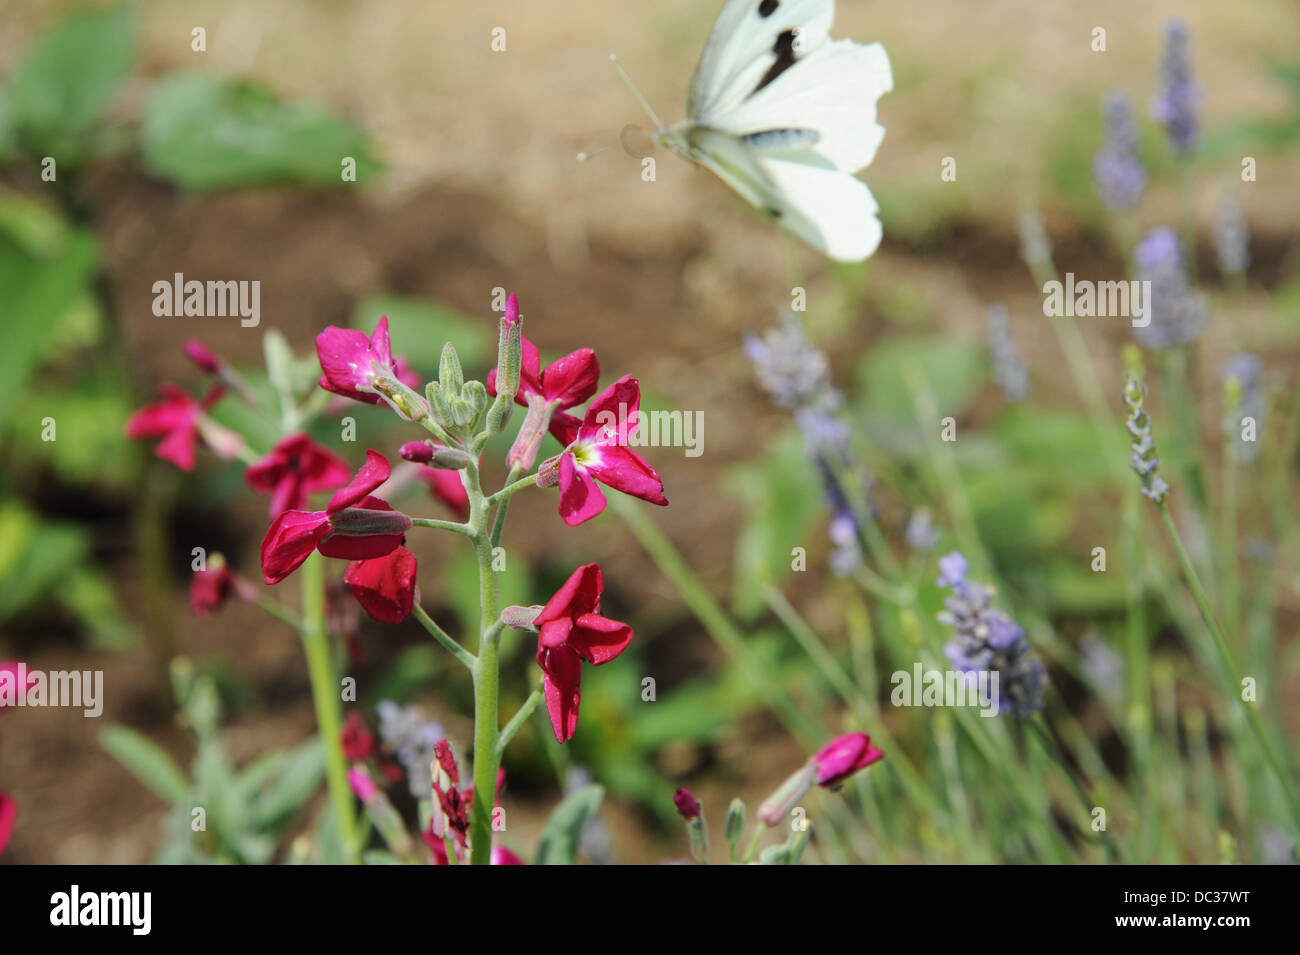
[725,430,823,619]
[6,6,134,161]
[535,784,604,865]
[250,739,326,830]
[141,74,380,190]
[858,337,985,425]
[0,200,98,433]
[100,724,190,805]
[0,501,89,621]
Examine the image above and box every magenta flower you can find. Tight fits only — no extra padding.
[673,787,701,821]
[245,433,352,518]
[534,564,633,742]
[487,333,599,444]
[491,845,524,865]
[344,546,418,623]
[0,791,14,856]
[315,316,419,405]
[259,450,409,585]
[812,732,885,788]
[551,375,667,526]
[183,339,221,374]
[125,383,224,472]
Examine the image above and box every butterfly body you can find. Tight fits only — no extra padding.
[657,0,893,261]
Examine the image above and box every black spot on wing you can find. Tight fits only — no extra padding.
[753,29,799,95]
[765,207,783,220]
[759,0,779,16]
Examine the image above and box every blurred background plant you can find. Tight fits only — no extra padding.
[1,0,1298,863]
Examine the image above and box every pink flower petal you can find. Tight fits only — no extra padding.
[584,445,668,506]
[557,453,607,526]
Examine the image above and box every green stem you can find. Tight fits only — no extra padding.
[1157,503,1300,823]
[741,824,767,864]
[255,597,305,634]
[412,603,476,670]
[485,471,537,507]
[410,517,475,536]
[467,461,502,866]
[299,552,359,863]
[497,680,545,759]
[490,464,523,550]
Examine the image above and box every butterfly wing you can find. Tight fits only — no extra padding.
[688,0,834,121]
[757,156,883,261]
[682,0,892,261]
[715,38,892,174]
[686,127,882,262]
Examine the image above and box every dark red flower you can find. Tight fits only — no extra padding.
[673,787,701,821]
[188,558,253,616]
[341,711,375,761]
[344,546,418,623]
[125,383,224,472]
[534,564,633,742]
[245,433,352,518]
[260,450,409,584]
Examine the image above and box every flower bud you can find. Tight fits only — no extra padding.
[439,342,465,395]
[756,762,816,827]
[373,377,430,422]
[400,440,434,463]
[673,787,701,821]
[328,506,413,537]
[507,394,555,471]
[500,605,543,631]
[536,454,561,488]
[184,339,221,374]
[495,294,523,401]
[724,798,746,846]
[812,732,885,788]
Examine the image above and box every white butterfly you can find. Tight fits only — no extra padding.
[607,0,893,262]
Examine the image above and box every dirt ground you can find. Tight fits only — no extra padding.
[2,0,1298,863]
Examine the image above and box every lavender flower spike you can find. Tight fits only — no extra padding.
[1153,20,1199,155]
[1123,378,1170,503]
[986,303,1031,401]
[1133,226,1207,349]
[936,552,1046,717]
[1093,93,1146,211]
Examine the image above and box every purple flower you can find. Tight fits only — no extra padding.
[986,304,1030,401]
[1133,226,1207,349]
[1152,20,1199,155]
[1093,93,1146,211]
[937,552,1046,717]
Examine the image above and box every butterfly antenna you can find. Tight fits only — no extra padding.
[576,142,619,162]
[608,53,665,131]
